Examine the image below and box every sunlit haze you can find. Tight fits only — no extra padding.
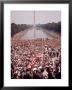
[11,11,61,24]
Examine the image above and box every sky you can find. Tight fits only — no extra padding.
[11,11,61,24]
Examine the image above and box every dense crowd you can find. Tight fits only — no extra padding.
[11,38,61,79]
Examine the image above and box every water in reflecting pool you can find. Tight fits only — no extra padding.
[21,27,53,40]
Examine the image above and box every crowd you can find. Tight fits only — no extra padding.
[11,38,61,79]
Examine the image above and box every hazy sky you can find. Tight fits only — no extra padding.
[11,11,61,24]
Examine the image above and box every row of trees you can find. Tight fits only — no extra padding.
[11,23,31,37]
[37,21,61,34]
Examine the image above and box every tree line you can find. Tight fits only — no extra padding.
[11,23,31,37]
[37,21,61,34]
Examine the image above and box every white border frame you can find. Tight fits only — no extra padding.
[4,4,69,87]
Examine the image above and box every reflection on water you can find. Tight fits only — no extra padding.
[21,28,53,40]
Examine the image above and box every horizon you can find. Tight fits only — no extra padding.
[11,21,61,25]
